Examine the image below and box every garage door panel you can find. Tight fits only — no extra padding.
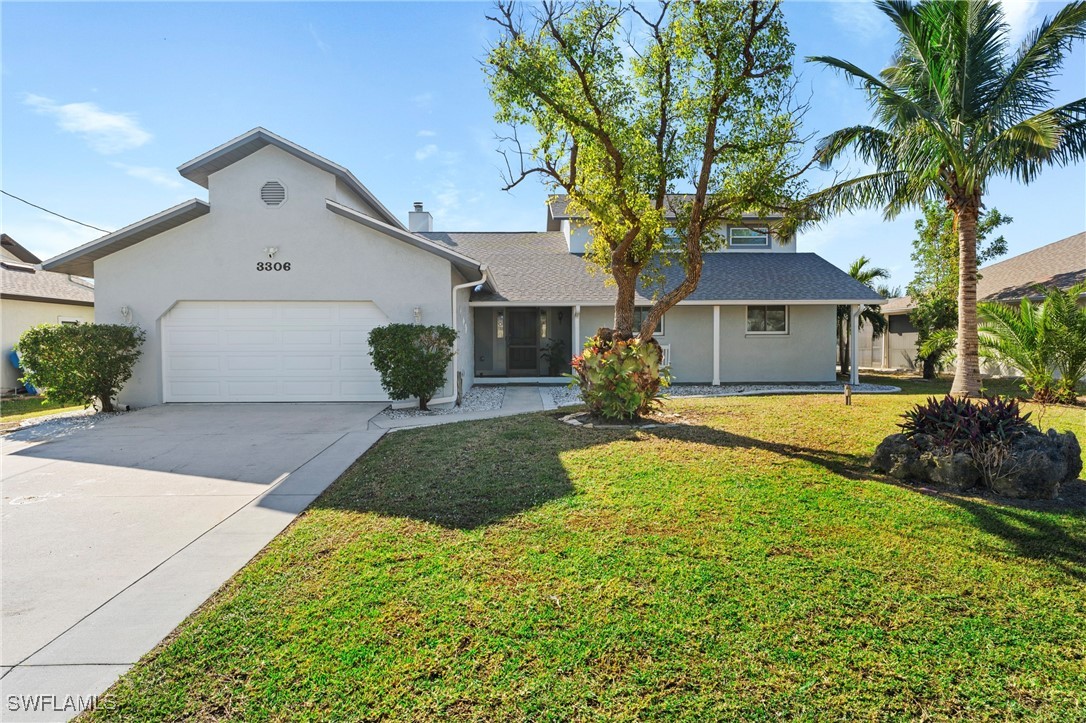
[162,301,390,402]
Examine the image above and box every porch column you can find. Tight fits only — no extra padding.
[573,305,581,354]
[850,304,860,386]
[712,305,721,386]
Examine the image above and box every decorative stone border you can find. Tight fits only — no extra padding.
[559,411,679,430]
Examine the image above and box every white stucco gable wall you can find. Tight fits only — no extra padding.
[94,144,457,407]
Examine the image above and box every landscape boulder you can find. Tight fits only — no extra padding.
[871,429,1081,500]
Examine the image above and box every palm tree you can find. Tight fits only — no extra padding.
[837,256,890,378]
[809,0,1086,397]
[978,298,1055,400]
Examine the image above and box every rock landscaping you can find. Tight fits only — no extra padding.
[380,386,505,420]
[551,382,899,408]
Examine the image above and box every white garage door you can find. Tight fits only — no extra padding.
[162,301,389,402]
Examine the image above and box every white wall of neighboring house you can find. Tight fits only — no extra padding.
[1,300,95,392]
[93,144,464,408]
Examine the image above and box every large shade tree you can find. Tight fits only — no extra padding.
[485,0,810,339]
[809,0,1086,396]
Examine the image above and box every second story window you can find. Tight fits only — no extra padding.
[728,225,770,248]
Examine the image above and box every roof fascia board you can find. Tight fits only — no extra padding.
[0,293,94,307]
[42,199,210,276]
[178,128,406,230]
[469,298,885,307]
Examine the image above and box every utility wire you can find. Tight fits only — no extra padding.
[1,189,112,234]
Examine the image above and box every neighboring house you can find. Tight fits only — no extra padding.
[863,231,1086,371]
[1,234,96,393]
[43,128,881,408]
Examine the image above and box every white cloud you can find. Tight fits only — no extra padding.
[830,1,890,43]
[417,129,437,137]
[414,144,438,161]
[308,23,330,54]
[412,92,434,110]
[110,162,183,189]
[1001,0,1040,47]
[24,94,152,154]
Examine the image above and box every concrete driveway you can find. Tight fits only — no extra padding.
[1,403,385,721]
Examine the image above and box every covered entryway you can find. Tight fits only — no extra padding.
[161,300,389,402]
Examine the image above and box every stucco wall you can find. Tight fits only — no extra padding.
[578,303,834,383]
[718,305,836,383]
[94,145,457,407]
[1,300,95,392]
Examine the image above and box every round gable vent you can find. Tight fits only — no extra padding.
[260,181,286,206]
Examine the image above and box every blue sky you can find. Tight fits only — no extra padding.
[2,1,1083,292]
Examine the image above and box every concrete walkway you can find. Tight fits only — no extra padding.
[370,385,551,431]
[1,403,385,722]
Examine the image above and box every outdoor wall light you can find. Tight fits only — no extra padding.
[120,305,132,324]
[264,246,279,258]
[413,306,422,323]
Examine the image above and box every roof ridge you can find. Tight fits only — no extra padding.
[981,232,1086,271]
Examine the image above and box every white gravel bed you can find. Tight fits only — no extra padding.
[380,386,506,420]
[2,407,123,442]
[552,382,899,407]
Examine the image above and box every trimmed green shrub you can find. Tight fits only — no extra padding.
[368,324,457,410]
[16,323,145,413]
[570,330,670,421]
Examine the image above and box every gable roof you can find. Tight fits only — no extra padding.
[422,231,883,305]
[1,234,42,264]
[1,261,94,306]
[976,231,1085,302]
[43,199,210,278]
[178,127,405,230]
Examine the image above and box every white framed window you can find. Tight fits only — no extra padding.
[57,317,81,326]
[729,225,770,248]
[746,305,787,334]
[633,307,664,336]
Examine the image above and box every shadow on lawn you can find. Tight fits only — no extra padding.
[314,414,630,531]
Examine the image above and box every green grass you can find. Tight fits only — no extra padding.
[89,376,1085,721]
[0,396,82,423]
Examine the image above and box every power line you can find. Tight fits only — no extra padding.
[1,190,112,234]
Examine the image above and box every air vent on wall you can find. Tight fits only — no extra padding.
[260,181,286,206]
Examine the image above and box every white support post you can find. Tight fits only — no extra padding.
[712,305,721,386]
[573,305,581,354]
[850,304,860,386]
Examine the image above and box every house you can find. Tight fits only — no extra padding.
[861,231,1086,371]
[2,234,96,393]
[43,128,882,408]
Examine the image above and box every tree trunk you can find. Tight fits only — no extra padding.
[922,356,936,380]
[612,263,638,335]
[842,336,851,379]
[99,396,114,413]
[418,396,430,411]
[950,200,982,397]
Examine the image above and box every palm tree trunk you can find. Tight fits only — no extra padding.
[950,201,982,397]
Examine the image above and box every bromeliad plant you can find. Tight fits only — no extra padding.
[570,332,671,422]
[899,394,1033,452]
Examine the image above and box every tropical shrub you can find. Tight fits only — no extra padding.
[979,283,1085,404]
[570,331,670,421]
[368,324,456,410]
[16,323,145,413]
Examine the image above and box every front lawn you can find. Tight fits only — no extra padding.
[1,395,82,423]
[90,378,1085,721]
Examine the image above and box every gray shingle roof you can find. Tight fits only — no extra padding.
[976,232,1085,302]
[547,194,777,223]
[422,231,883,304]
[1,263,94,305]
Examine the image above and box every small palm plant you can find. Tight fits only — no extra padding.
[836,256,891,377]
[978,298,1055,401]
[1042,282,1086,400]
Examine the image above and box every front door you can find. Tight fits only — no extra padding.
[506,308,539,376]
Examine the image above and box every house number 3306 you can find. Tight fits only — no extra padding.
[256,262,291,271]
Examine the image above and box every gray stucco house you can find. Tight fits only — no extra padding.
[44,128,881,407]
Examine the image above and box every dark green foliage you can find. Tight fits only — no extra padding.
[368,324,456,410]
[15,324,145,413]
[899,395,1033,451]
